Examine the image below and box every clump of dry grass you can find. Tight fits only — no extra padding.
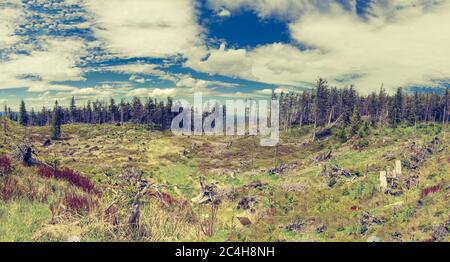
[0,154,14,175]
[37,165,98,194]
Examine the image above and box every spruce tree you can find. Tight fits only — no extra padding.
[51,101,63,140]
[19,100,29,126]
[70,96,77,123]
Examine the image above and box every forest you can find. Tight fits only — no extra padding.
[4,79,449,135]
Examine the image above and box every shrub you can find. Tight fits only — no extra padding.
[356,139,369,149]
[63,193,96,215]
[37,165,98,194]
[420,184,442,199]
[0,155,13,175]
[0,176,24,201]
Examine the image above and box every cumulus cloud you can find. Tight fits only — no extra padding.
[217,9,231,17]
[254,86,303,95]
[191,0,450,93]
[207,0,341,20]
[127,88,177,97]
[84,0,204,58]
[176,75,238,89]
[186,43,253,79]
[0,38,87,90]
[0,0,23,49]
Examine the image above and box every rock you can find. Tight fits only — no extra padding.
[285,221,304,232]
[245,181,267,190]
[237,197,257,210]
[43,139,52,147]
[431,217,450,242]
[66,236,81,242]
[392,232,403,241]
[237,217,252,226]
[316,225,327,234]
[367,235,382,242]
[359,212,384,234]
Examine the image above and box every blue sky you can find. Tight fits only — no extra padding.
[0,0,449,109]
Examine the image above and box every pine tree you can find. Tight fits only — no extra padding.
[51,101,63,140]
[70,96,77,123]
[391,88,403,128]
[19,100,29,126]
[131,97,143,124]
[110,98,117,123]
[315,78,330,127]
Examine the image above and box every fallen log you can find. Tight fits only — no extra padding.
[314,113,344,139]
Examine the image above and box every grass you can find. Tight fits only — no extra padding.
[0,118,448,242]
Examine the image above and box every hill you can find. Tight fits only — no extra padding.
[0,119,448,242]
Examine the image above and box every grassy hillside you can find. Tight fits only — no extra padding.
[0,119,448,242]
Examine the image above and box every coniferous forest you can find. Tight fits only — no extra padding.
[5,79,449,133]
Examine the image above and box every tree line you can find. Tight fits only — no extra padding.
[4,97,176,129]
[278,79,449,132]
[3,78,449,140]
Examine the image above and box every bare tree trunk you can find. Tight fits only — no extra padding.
[2,117,7,144]
[443,105,447,140]
[328,107,335,126]
[120,108,124,126]
[312,113,317,141]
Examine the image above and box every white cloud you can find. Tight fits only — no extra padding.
[175,75,238,89]
[84,0,204,58]
[129,75,146,84]
[207,0,339,20]
[0,38,87,90]
[217,9,231,17]
[186,43,253,79]
[254,86,301,95]
[128,88,177,97]
[0,0,24,49]
[103,63,165,75]
[70,87,112,96]
[190,1,450,93]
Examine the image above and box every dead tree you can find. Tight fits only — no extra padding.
[15,144,37,166]
[314,113,344,139]
[192,176,222,237]
[192,176,217,204]
[2,117,7,144]
[128,170,149,231]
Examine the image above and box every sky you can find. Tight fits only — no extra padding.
[0,0,449,110]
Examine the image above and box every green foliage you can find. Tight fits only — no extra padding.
[19,100,29,126]
[51,101,63,140]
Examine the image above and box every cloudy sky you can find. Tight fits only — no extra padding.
[1,0,449,109]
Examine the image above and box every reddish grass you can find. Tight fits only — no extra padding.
[0,155,14,174]
[0,176,48,202]
[63,193,96,214]
[0,176,24,201]
[37,165,98,194]
[351,205,360,211]
[420,184,443,199]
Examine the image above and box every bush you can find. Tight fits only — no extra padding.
[37,165,98,194]
[0,155,13,175]
[420,184,442,199]
[356,139,369,149]
[63,193,96,215]
[0,176,24,201]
